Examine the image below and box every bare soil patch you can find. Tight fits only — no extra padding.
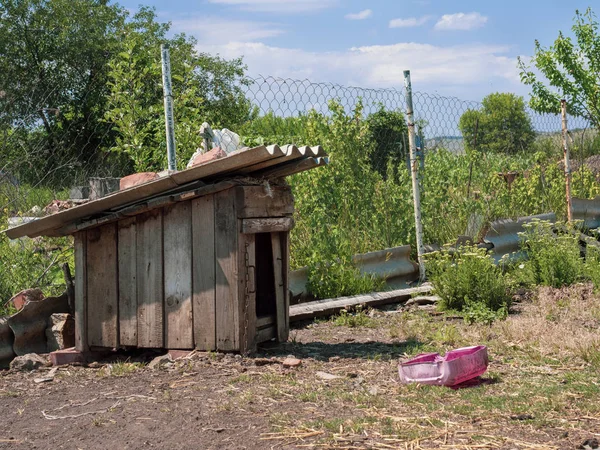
[1,285,600,449]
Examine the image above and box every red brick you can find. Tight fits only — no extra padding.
[120,172,159,190]
[10,288,44,311]
[189,147,227,167]
[50,347,85,366]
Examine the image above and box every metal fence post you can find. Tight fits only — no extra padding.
[403,70,426,281]
[161,44,177,171]
[561,99,573,223]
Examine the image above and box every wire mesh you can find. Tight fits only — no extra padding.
[0,73,595,223]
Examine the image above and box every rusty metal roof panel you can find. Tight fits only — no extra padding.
[4,144,328,239]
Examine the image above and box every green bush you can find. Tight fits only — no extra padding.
[425,245,511,320]
[520,220,584,287]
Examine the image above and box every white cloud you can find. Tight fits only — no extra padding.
[207,0,338,13]
[204,41,523,99]
[345,9,372,20]
[389,16,431,28]
[434,12,488,31]
[171,17,284,45]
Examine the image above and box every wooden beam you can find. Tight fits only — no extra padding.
[242,217,294,234]
[289,284,433,322]
[74,231,88,352]
[271,232,287,343]
[235,185,294,219]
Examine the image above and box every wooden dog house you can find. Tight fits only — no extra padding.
[5,145,328,353]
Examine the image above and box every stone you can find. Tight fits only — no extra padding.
[46,313,75,352]
[34,367,58,383]
[119,172,159,191]
[148,354,173,370]
[189,147,227,168]
[50,347,85,366]
[10,289,44,311]
[89,177,120,200]
[167,350,192,360]
[69,185,90,200]
[10,353,48,371]
[316,371,341,381]
[282,357,302,368]
[404,295,441,307]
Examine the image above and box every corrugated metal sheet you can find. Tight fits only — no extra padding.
[7,293,70,356]
[289,245,419,303]
[484,213,556,263]
[4,144,327,239]
[573,197,600,229]
[0,293,69,368]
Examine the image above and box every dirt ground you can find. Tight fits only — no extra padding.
[1,285,600,449]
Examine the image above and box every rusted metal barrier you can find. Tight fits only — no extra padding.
[483,213,556,263]
[289,245,419,303]
[573,198,600,230]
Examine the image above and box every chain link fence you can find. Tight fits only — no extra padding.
[1,73,596,223]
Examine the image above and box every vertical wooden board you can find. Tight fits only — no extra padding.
[192,195,216,351]
[215,189,238,351]
[74,231,88,352]
[118,217,137,346]
[164,202,193,349]
[281,231,290,339]
[86,224,118,348]
[271,232,288,343]
[239,231,256,354]
[136,210,164,348]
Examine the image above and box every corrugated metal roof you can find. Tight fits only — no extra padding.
[4,144,327,239]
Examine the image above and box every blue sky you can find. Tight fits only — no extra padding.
[117,0,594,101]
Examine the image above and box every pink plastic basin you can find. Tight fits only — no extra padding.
[398,345,489,386]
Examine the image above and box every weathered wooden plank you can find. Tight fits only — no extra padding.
[74,231,88,352]
[192,194,216,351]
[118,217,137,346]
[239,231,256,354]
[256,326,276,343]
[281,231,290,340]
[242,217,294,234]
[86,224,119,348]
[256,315,275,329]
[215,190,238,351]
[271,232,287,343]
[235,185,294,218]
[289,283,433,322]
[136,210,164,348]
[164,202,193,349]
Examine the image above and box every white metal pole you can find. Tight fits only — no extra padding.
[403,70,426,281]
[161,44,177,171]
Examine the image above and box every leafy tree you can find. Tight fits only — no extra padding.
[104,7,253,171]
[364,108,408,178]
[459,93,535,155]
[518,8,600,126]
[0,0,126,187]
